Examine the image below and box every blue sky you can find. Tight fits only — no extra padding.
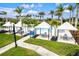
[0,3,76,19]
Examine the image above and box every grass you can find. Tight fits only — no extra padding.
[0,46,40,56]
[25,38,79,56]
[0,33,21,48]
[77,26,79,30]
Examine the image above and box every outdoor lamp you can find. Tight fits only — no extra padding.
[13,24,17,47]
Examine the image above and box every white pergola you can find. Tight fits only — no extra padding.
[15,21,28,34]
[35,21,52,39]
[3,22,14,27]
[15,21,22,27]
[3,22,14,31]
[57,22,78,44]
[57,22,78,36]
[15,21,27,27]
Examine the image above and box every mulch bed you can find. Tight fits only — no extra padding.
[71,31,79,44]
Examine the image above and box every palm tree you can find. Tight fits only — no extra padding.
[54,10,62,20]
[38,12,45,20]
[26,14,32,19]
[75,3,79,28]
[49,10,54,19]
[0,11,7,22]
[14,7,24,21]
[57,4,64,25]
[14,7,24,35]
[67,4,74,23]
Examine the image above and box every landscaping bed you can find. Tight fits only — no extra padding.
[0,33,21,48]
[25,38,79,56]
[0,46,40,56]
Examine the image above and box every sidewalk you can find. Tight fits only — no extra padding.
[18,42,59,56]
[0,36,30,54]
[0,35,59,56]
[0,43,15,54]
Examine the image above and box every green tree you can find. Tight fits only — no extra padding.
[26,14,32,19]
[0,11,7,22]
[49,10,54,19]
[54,10,62,20]
[14,7,24,22]
[67,4,74,23]
[57,4,64,25]
[75,3,79,28]
[38,12,45,20]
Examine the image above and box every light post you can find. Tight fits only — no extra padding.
[13,24,17,47]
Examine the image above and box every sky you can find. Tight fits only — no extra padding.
[0,3,76,19]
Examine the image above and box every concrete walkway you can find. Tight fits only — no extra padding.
[18,42,59,56]
[0,36,30,54]
[0,43,15,54]
[0,35,59,56]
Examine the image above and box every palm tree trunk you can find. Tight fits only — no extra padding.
[6,15,8,22]
[42,15,44,21]
[52,15,53,19]
[19,14,23,35]
[69,11,71,23]
[60,16,63,25]
[71,11,74,25]
[75,7,78,28]
[40,16,41,20]
[19,14,22,23]
[58,16,60,20]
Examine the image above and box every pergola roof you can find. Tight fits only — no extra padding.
[3,22,14,27]
[15,21,27,27]
[57,22,78,31]
[35,21,51,29]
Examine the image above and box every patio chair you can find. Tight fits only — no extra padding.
[63,34,68,40]
[51,36,58,41]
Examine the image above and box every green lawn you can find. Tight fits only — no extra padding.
[77,26,79,30]
[0,33,21,48]
[25,38,79,56]
[0,46,40,56]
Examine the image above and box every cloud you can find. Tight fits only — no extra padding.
[0,7,15,12]
[21,10,38,16]
[20,4,35,9]
[37,4,42,7]
[64,10,70,13]
[0,7,17,18]
[63,4,69,8]
[21,12,27,16]
[63,4,70,13]
[20,4,30,9]
[26,10,38,14]
[20,3,43,10]
[55,3,61,6]
[30,4,34,8]
[0,4,43,18]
